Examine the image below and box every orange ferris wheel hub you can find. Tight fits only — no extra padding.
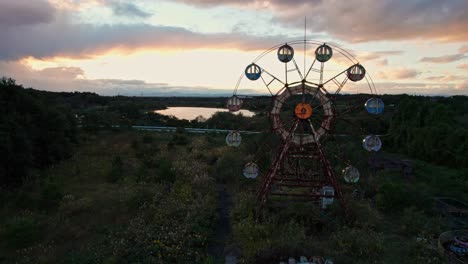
[294,102,313,119]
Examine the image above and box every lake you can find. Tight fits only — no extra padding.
[154,107,255,121]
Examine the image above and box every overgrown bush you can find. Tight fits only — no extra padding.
[214,151,244,183]
[1,215,42,249]
[399,207,428,236]
[406,237,444,264]
[376,181,408,212]
[39,182,64,210]
[232,217,306,262]
[329,226,384,263]
[107,156,124,183]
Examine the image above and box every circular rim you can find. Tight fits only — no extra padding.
[233,39,378,96]
[270,82,333,144]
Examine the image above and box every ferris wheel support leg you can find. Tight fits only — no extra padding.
[315,140,348,218]
[256,120,299,219]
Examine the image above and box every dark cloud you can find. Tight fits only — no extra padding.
[110,2,152,18]
[0,17,292,60]
[420,54,466,63]
[0,0,55,26]
[175,0,468,42]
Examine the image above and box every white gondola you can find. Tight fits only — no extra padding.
[362,135,382,152]
[226,131,242,147]
[243,162,259,179]
[343,166,360,183]
[226,95,242,112]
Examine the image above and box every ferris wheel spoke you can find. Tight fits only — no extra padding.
[291,58,304,80]
[335,102,361,116]
[308,118,320,134]
[260,75,274,96]
[308,86,322,107]
[272,114,296,133]
[333,76,349,95]
[301,87,305,103]
[261,67,285,86]
[312,96,332,112]
[319,63,325,85]
[304,58,318,80]
[307,119,319,141]
[322,68,349,89]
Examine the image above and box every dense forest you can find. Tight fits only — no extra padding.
[1,78,467,263]
[0,78,77,187]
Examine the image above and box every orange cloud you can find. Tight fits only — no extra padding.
[457,64,468,71]
[420,54,466,63]
[459,45,468,54]
[0,19,294,60]
[377,68,420,80]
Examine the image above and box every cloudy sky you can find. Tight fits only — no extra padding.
[1,0,467,96]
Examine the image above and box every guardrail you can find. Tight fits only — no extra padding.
[131,125,261,134]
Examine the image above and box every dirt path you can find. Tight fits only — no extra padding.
[208,184,237,263]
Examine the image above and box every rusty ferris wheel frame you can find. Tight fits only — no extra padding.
[226,39,384,217]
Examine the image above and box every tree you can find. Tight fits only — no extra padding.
[0,78,77,186]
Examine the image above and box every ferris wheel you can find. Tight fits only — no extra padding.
[225,40,385,215]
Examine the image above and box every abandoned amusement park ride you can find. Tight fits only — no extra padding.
[224,38,468,262]
[225,39,385,216]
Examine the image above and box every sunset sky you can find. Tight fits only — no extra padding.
[1,0,467,96]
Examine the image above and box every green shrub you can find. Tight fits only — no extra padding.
[131,139,140,150]
[232,217,306,262]
[142,134,154,144]
[39,182,64,210]
[329,226,384,263]
[376,182,408,212]
[214,151,243,183]
[169,134,189,146]
[399,207,427,236]
[406,238,444,264]
[107,156,124,183]
[125,187,153,209]
[1,215,42,249]
[157,159,175,183]
[12,191,37,210]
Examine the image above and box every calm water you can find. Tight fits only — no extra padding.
[154,107,255,121]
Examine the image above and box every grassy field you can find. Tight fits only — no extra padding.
[0,128,466,263]
[0,130,224,263]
